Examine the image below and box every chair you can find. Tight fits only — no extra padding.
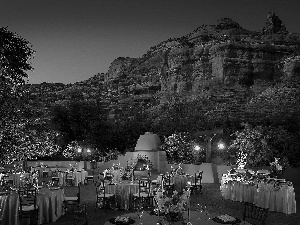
[64,185,80,213]
[42,169,49,178]
[66,172,75,186]
[162,173,174,195]
[133,177,153,209]
[95,180,115,212]
[18,187,39,225]
[72,204,88,225]
[191,171,203,194]
[2,174,14,187]
[84,169,95,184]
[241,202,269,225]
[51,169,60,185]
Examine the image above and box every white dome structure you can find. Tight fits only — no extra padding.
[135,132,161,151]
[134,132,167,173]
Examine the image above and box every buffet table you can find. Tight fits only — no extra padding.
[220,175,297,214]
[105,181,139,210]
[0,187,64,225]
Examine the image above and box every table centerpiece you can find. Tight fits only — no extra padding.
[155,187,191,224]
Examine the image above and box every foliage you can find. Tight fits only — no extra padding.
[127,154,153,170]
[0,27,36,165]
[0,118,61,165]
[62,141,82,161]
[269,157,289,177]
[223,123,300,168]
[160,132,205,164]
[0,27,35,122]
[155,189,190,222]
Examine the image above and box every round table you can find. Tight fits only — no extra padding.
[0,187,64,225]
[105,181,139,210]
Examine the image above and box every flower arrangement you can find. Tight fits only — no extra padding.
[112,162,121,171]
[155,188,191,223]
[270,157,289,177]
[103,168,113,181]
[120,167,133,180]
[20,171,39,189]
[127,154,153,171]
[67,163,77,172]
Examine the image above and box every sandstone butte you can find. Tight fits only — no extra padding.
[26,12,300,122]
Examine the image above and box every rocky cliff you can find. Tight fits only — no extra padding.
[26,12,300,122]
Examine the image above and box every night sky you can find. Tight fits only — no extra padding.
[1,0,300,84]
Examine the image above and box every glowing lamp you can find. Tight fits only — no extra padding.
[218,142,225,150]
[77,147,82,153]
[194,145,201,151]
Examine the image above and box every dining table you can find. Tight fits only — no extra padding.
[105,180,139,210]
[171,174,194,193]
[0,187,64,225]
[0,173,31,187]
[104,210,241,225]
[57,170,88,186]
[220,175,297,214]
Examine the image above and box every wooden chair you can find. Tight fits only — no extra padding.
[95,180,115,212]
[18,187,39,224]
[72,204,88,225]
[2,174,14,187]
[240,202,269,225]
[133,177,153,209]
[66,172,75,186]
[191,171,203,194]
[84,169,95,184]
[162,173,174,195]
[51,169,60,185]
[64,185,80,213]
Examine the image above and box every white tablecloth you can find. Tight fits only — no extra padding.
[73,171,88,186]
[0,188,64,225]
[220,179,297,214]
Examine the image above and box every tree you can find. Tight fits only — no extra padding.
[224,123,300,168]
[160,132,205,164]
[0,27,35,164]
[0,27,34,122]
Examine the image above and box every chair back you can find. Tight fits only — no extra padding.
[65,184,81,200]
[72,204,88,225]
[96,180,106,197]
[243,202,269,225]
[18,187,38,209]
[163,173,173,186]
[195,171,203,185]
[138,177,151,197]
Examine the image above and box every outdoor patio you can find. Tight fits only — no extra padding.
[47,180,300,225]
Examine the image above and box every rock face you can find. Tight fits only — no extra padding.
[25,13,300,122]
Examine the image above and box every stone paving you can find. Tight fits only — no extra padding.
[46,182,300,225]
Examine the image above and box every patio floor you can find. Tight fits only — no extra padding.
[46,182,300,225]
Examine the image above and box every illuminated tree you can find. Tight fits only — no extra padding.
[225,123,300,168]
[62,141,82,160]
[0,119,61,164]
[160,132,205,164]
